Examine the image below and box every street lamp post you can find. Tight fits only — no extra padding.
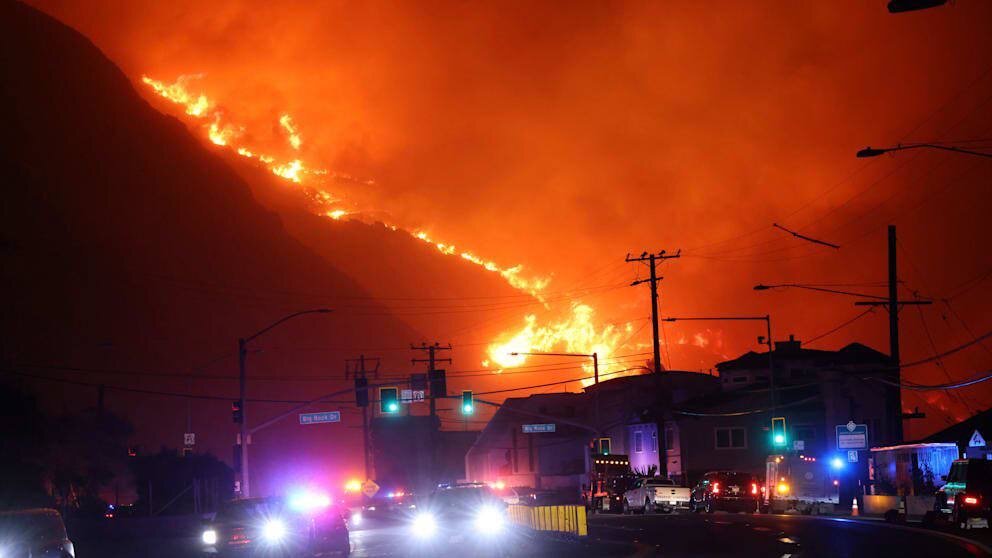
[857,143,992,160]
[238,308,333,498]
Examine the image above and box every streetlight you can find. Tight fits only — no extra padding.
[238,308,333,498]
[754,283,888,301]
[856,143,991,159]
[508,351,604,454]
[886,0,946,13]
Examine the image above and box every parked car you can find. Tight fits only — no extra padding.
[936,458,992,529]
[690,471,761,513]
[0,508,75,557]
[622,477,691,513]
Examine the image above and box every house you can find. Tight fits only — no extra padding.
[662,336,893,493]
[464,371,719,492]
[922,407,992,459]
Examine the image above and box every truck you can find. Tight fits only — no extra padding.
[764,453,840,513]
[584,454,634,513]
[622,477,691,513]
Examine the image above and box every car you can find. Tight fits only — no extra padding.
[623,477,692,514]
[408,483,517,556]
[936,458,992,529]
[201,496,349,556]
[690,471,761,513]
[0,508,75,557]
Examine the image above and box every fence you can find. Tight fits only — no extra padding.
[507,504,587,537]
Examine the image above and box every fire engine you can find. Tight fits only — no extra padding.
[764,453,841,513]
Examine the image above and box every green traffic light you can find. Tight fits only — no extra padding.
[387,402,399,413]
[463,403,474,414]
[774,434,785,445]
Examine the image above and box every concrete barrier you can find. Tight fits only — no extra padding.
[507,504,587,537]
[862,495,901,516]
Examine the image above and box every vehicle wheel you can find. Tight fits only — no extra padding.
[953,504,969,530]
[645,499,655,514]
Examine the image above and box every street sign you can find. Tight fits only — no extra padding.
[299,411,341,425]
[184,433,196,446]
[969,430,987,448]
[836,421,868,450]
[362,480,380,498]
[400,390,425,404]
[848,450,859,463]
[793,440,805,451]
[522,423,556,433]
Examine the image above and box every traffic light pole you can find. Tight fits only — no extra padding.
[412,343,451,486]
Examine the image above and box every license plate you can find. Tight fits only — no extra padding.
[669,501,678,506]
[730,486,740,494]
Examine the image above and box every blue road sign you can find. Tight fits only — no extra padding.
[299,411,341,425]
[522,423,556,433]
[836,421,868,450]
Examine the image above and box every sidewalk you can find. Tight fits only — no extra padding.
[819,512,992,553]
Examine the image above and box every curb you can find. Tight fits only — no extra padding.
[779,514,992,555]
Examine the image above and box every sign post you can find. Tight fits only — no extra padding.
[836,421,869,451]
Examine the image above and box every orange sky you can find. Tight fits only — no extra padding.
[30,0,992,437]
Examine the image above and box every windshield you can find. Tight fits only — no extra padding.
[216,499,282,522]
[430,487,501,511]
[0,511,66,543]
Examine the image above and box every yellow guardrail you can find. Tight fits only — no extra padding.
[507,504,587,537]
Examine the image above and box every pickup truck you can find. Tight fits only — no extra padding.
[622,477,691,514]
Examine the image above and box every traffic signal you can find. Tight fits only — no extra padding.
[429,369,447,398]
[380,387,399,414]
[355,377,369,408]
[462,390,474,415]
[771,417,787,447]
[232,400,243,424]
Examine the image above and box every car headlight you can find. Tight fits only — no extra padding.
[262,519,287,543]
[201,529,218,545]
[475,506,505,535]
[412,512,436,537]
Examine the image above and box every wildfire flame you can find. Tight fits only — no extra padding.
[140,73,638,386]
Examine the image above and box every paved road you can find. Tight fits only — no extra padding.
[68,513,991,557]
[589,511,991,558]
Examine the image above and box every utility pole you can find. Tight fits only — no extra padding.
[627,249,681,374]
[238,337,248,497]
[855,225,930,444]
[346,355,380,482]
[412,343,451,486]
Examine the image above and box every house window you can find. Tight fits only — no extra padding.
[634,431,644,453]
[732,376,748,383]
[714,427,747,449]
[651,431,659,452]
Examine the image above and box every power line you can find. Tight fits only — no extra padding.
[804,307,877,346]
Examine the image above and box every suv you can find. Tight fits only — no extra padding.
[937,459,992,529]
[690,471,761,513]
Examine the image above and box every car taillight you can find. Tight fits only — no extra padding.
[712,482,720,494]
[964,496,979,505]
[751,483,758,495]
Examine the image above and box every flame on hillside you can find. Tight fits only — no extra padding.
[140,73,637,386]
